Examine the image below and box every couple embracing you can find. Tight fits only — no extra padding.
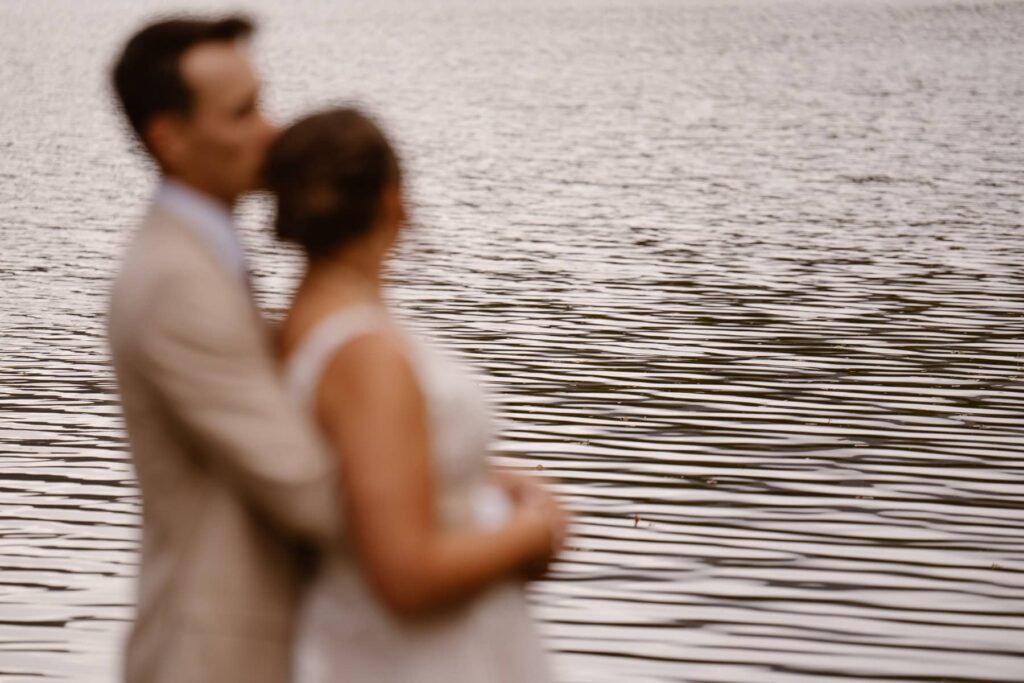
[107,16,567,683]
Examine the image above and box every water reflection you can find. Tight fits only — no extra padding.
[2,0,1023,681]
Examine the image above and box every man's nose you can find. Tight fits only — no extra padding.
[261,116,280,145]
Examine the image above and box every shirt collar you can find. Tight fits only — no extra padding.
[153,178,248,282]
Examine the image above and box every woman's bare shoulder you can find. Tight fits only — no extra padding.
[321,326,411,395]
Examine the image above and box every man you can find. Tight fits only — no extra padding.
[107,17,337,683]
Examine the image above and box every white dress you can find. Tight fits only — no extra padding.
[284,303,550,683]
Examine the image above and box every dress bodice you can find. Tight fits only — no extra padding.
[283,302,548,683]
[284,303,510,530]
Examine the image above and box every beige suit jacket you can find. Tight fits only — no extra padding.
[108,204,337,683]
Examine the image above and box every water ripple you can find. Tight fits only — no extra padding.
[3,0,1024,681]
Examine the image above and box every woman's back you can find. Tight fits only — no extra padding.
[283,303,550,683]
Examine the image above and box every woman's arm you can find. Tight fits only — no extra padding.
[315,331,564,617]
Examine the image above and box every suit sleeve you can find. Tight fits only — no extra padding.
[135,270,339,544]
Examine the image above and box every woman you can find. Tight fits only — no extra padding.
[264,108,567,682]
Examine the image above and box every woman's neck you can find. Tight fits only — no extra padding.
[303,250,385,306]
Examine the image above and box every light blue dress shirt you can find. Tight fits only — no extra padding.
[153,179,249,283]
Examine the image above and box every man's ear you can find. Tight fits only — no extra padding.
[144,113,187,172]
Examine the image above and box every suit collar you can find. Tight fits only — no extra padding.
[153,178,248,283]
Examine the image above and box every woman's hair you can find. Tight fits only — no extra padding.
[264,107,400,260]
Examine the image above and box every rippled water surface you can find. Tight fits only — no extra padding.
[2,0,1023,681]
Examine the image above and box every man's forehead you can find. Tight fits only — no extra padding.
[181,42,258,102]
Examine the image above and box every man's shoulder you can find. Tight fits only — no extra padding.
[109,204,253,342]
[124,205,219,271]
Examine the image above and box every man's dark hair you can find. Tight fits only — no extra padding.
[111,16,254,145]
[265,108,401,261]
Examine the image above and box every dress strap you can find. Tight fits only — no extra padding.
[285,303,388,410]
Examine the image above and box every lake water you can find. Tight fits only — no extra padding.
[1,0,1023,681]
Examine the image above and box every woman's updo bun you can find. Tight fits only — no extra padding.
[264,107,400,260]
